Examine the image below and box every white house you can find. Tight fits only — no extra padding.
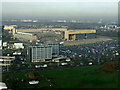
[3,42,7,47]
[0,82,7,89]
[13,43,24,49]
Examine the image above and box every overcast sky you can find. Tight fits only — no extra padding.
[1,0,120,2]
[2,0,119,20]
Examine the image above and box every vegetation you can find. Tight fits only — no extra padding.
[101,61,120,73]
[3,64,119,89]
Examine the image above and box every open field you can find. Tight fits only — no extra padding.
[2,65,119,89]
[64,37,113,46]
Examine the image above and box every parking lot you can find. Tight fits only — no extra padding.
[60,38,119,61]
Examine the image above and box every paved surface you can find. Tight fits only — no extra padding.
[64,37,113,46]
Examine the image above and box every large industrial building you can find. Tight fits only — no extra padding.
[27,45,52,62]
[14,32,37,42]
[64,30,96,40]
[15,28,97,41]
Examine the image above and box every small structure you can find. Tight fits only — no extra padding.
[40,64,47,68]
[3,25,15,30]
[0,82,7,89]
[88,62,93,66]
[3,42,7,47]
[104,25,117,29]
[13,52,22,55]
[29,81,39,85]
[52,56,71,62]
[13,43,24,49]
[0,56,15,71]
[61,63,68,66]
[35,64,48,68]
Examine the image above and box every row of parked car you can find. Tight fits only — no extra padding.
[34,61,93,69]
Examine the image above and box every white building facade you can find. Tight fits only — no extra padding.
[27,45,52,62]
[13,43,24,49]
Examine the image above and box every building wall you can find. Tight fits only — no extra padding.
[0,40,2,49]
[13,43,24,49]
[4,25,14,30]
[0,56,15,66]
[118,1,120,26]
[14,33,37,42]
[64,30,96,40]
[27,45,52,62]
[17,28,67,33]
[46,42,59,57]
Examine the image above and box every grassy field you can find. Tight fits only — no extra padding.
[2,65,119,89]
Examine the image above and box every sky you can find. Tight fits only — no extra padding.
[1,0,120,2]
[1,0,119,20]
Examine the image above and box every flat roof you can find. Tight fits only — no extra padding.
[29,45,52,48]
[0,56,15,59]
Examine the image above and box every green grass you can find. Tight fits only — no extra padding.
[2,65,119,89]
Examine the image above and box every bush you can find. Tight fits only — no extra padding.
[101,61,120,73]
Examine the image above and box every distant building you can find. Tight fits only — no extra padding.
[3,25,14,30]
[0,40,2,49]
[104,25,117,29]
[27,45,52,62]
[3,25,17,30]
[3,42,7,47]
[52,56,71,62]
[13,52,22,55]
[0,56,15,71]
[13,43,24,49]
[118,1,120,26]
[14,32,37,42]
[11,28,17,36]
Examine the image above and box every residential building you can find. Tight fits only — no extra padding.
[46,42,59,57]
[27,45,52,62]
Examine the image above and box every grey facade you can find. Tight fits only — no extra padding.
[46,42,59,57]
[119,1,120,26]
[27,45,52,62]
[14,33,37,42]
